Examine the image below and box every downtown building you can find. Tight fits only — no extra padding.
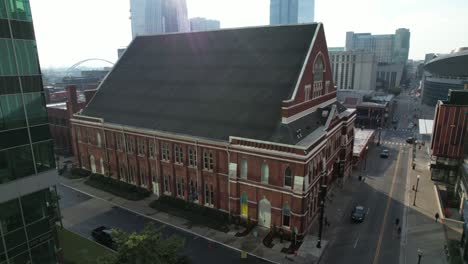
[70,23,356,235]
[0,0,59,263]
[329,49,377,93]
[422,48,468,106]
[345,28,410,90]
[189,17,220,32]
[270,0,314,25]
[130,0,189,38]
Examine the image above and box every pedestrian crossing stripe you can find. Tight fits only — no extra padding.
[374,141,407,146]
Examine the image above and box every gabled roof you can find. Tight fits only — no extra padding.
[82,24,320,144]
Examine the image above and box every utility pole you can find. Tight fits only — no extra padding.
[316,183,327,248]
[417,249,423,264]
[413,175,420,206]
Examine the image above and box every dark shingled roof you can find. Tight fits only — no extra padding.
[83,24,321,144]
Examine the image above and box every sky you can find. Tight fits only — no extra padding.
[29,0,468,68]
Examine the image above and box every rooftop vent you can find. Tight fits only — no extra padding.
[296,129,303,139]
[322,110,329,118]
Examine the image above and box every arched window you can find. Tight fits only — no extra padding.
[100,158,105,175]
[314,56,324,82]
[240,192,248,217]
[96,132,102,147]
[240,159,247,179]
[284,166,292,187]
[261,163,269,184]
[282,203,291,227]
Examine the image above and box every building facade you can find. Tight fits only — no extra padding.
[422,48,468,106]
[345,28,410,64]
[376,63,404,90]
[329,50,377,93]
[430,90,468,184]
[71,24,355,235]
[0,0,59,263]
[130,0,189,38]
[270,0,314,25]
[189,17,220,31]
[48,86,96,156]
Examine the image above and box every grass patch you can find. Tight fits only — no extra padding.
[85,173,151,201]
[447,240,463,264]
[150,196,229,232]
[58,227,115,264]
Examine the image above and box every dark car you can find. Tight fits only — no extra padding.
[91,226,115,249]
[380,149,389,158]
[406,137,415,144]
[391,118,398,124]
[351,205,366,222]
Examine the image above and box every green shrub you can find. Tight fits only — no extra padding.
[85,173,150,201]
[150,195,229,232]
[69,168,91,179]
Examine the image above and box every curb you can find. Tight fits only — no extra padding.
[60,183,280,264]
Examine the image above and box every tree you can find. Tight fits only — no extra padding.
[99,224,188,264]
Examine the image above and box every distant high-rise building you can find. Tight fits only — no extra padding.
[345,28,410,64]
[329,49,377,93]
[130,0,189,38]
[190,17,220,31]
[270,0,314,25]
[345,28,411,90]
[0,0,60,262]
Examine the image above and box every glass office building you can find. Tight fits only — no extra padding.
[0,0,58,263]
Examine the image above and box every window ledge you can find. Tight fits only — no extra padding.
[161,160,171,164]
[174,162,184,166]
[164,191,172,195]
[204,203,214,208]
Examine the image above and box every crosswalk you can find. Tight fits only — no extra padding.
[375,140,408,146]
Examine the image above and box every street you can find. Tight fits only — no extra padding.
[320,88,426,264]
[58,185,268,264]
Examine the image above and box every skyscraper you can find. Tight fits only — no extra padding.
[0,0,59,263]
[270,0,314,25]
[130,0,190,39]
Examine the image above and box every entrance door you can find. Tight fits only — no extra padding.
[258,198,271,228]
[152,181,160,196]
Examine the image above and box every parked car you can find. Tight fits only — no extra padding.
[380,149,389,158]
[91,226,115,249]
[351,205,366,223]
[406,137,415,144]
[391,118,398,124]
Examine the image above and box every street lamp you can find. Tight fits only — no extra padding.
[417,249,423,264]
[316,184,327,248]
[413,175,420,206]
[377,127,382,146]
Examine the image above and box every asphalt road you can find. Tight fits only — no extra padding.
[320,89,418,264]
[58,185,268,264]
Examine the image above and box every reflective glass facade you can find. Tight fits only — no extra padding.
[0,190,57,264]
[0,0,57,262]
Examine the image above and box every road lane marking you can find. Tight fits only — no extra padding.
[354,235,360,248]
[373,146,402,264]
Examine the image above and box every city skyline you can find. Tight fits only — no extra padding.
[30,0,468,67]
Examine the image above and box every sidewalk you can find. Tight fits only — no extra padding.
[401,144,448,264]
[58,176,307,264]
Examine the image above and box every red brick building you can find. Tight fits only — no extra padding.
[70,23,356,235]
[430,89,468,184]
[47,85,95,155]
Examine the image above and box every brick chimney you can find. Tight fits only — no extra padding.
[66,85,78,117]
